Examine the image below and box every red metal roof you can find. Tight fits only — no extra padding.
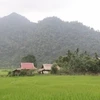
[21,63,36,69]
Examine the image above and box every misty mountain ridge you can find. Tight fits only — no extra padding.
[0,12,30,23]
[0,12,100,67]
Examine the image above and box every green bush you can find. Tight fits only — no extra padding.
[8,69,35,76]
[51,63,58,74]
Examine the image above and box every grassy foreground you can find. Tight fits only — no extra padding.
[0,75,100,100]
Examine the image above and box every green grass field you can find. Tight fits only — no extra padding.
[0,69,9,76]
[0,75,100,100]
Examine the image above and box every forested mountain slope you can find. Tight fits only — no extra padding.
[0,13,100,67]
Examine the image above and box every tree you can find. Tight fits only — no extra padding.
[21,55,37,67]
[51,63,58,74]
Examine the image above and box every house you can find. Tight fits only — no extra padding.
[39,64,60,74]
[41,64,52,74]
[12,63,36,76]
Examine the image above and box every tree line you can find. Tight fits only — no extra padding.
[55,49,100,74]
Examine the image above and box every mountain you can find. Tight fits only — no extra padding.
[0,13,100,68]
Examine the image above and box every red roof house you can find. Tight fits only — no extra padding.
[21,63,36,70]
[12,63,36,76]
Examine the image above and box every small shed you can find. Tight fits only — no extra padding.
[39,64,60,74]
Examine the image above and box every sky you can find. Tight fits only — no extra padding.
[0,0,100,30]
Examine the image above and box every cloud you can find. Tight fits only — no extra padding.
[0,0,72,13]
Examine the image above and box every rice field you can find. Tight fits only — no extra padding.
[0,69,9,76]
[0,75,100,100]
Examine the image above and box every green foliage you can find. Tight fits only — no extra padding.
[56,49,100,74]
[21,55,37,67]
[19,69,35,76]
[51,63,58,74]
[8,69,35,76]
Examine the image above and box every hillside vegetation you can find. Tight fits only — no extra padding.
[0,13,100,67]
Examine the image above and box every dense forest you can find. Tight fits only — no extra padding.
[0,12,100,68]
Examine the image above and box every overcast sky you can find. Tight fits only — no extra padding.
[0,0,100,30]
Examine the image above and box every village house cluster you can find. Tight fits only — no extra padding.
[12,63,60,75]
